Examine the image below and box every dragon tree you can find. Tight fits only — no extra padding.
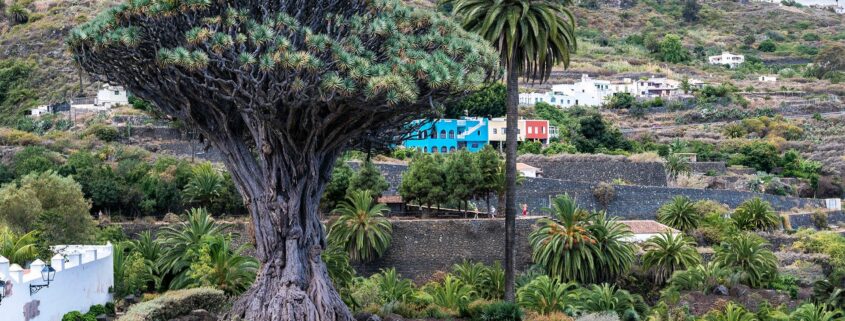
[68,0,499,320]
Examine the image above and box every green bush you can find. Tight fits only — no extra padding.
[84,124,120,142]
[758,39,777,52]
[475,301,523,321]
[119,287,225,321]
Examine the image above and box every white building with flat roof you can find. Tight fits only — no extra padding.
[95,84,128,107]
[708,52,745,68]
[519,74,614,108]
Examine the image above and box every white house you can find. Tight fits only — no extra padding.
[0,244,114,321]
[519,74,614,108]
[95,84,128,107]
[758,75,777,82]
[517,163,542,178]
[708,52,745,68]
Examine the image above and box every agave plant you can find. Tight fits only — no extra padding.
[731,198,779,231]
[373,268,414,303]
[0,227,37,265]
[430,275,474,311]
[790,303,845,321]
[517,275,578,316]
[657,196,701,233]
[328,190,392,263]
[708,302,756,321]
[642,232,702,285]
[580,283,637,317]
[668,262,732,294]
[715,233,778,288]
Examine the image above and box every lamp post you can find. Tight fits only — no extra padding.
[30,265,56,295]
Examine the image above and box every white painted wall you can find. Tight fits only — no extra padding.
[0,244,114,321]
[95,84,128,108]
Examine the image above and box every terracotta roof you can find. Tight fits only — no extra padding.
[619,220,678,234]
[516,163,540,171]
[378,195,403,204]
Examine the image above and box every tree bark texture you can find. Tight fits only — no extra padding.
[504,66,519,302]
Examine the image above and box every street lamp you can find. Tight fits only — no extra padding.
[30,265,56,295]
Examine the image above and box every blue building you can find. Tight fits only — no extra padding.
[403,117,489,153]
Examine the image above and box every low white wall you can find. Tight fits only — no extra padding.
[0,244,114,321]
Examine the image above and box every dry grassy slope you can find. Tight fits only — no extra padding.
[0,0,841,108]
[0,0,121,104]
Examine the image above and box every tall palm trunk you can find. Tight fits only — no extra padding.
[504,64,519,302]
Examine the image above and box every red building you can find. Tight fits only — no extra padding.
[523,119,550,144]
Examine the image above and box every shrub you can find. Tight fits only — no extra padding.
[525,311,574,321]
[758,39,777,52]
[667,262,732,294]
[0,128,41,145]
[811,210,829,230]
[119,288,225,321]
[732,198,779,231]
[592,182,616,210]
[517,275,577,316]
[658,34,689,63]
[476,301,523,321]
[430,275,474,311]
[84,123,120,142]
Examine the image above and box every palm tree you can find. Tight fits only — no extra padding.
[529,195,634,284]
[128,231,164,290]
[665,154,691,181]
[530,195,597,283]
[642,232,702,285]
[589,212,636,283]
[657,196,701,233]
[186,235,259,295]
[715,233,778,288]
[328,190,392,263]
[158,208,227,289]
[732,198,779,231]
[182,162,225,209]
[517,275,578,315]
[0,228,37,265]
[449,0,577,301]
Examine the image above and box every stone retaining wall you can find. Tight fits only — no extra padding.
[691,162,727,175]
[353,217,538,281]
[372,163,824,219]
[518,155,668,186]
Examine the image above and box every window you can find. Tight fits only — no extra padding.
[441,147,447,153]
[418,132,424,139]
[448,130,455,139]
[477,131,481,136]
[114,91,120,95]
[493,129,497,134]
[449,147,456,152]
[541,127,546,134]
[472,143,478,148]
[550,97,556,103]
[528,127,533,134]
[432,146,438,153]
[424,147,428,153]
[439,130,446,139]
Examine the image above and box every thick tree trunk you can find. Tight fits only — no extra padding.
[222,147,353,321]
[504,66,519,302]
